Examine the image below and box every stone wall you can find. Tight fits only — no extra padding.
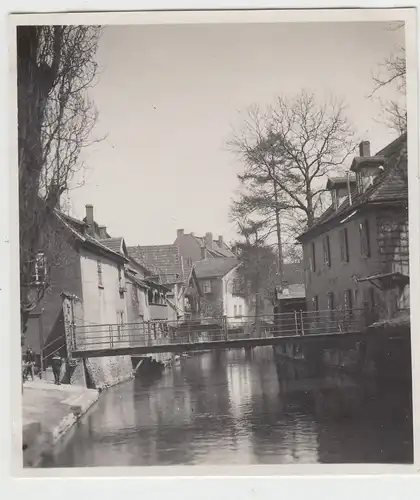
[83,356,133,390]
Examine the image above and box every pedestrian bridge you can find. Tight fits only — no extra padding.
[69,310,369,359]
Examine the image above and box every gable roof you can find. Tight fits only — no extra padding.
[193,257,240,279]
[127,244,185,284]
[100,237,127,256]
[298,133,408,242]
[55,211,127,263]
[192,234,236,258]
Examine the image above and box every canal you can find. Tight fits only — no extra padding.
[41,347,413,467]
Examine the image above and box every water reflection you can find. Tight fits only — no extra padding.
[41,347,412,467]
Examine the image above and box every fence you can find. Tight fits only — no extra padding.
[71,309,367,352]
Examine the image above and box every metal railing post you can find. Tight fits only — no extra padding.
[294,311,299,337]
[300,311,305,336]
[109,325,113,348]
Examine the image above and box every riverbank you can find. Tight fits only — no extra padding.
[22,379,100,467]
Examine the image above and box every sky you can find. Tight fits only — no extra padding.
[67,21,404,247]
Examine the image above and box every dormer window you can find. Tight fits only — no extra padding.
[326,176,356,211]
[350,140,385,194]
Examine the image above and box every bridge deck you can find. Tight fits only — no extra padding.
[71,330,368,358]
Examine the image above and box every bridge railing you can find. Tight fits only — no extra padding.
[72,309,367,352]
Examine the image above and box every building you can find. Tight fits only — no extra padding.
[185,257,248,321]
[24,204,133,388]
[127,244,186,321]
[174,229,236,280]
[297,134,409,326]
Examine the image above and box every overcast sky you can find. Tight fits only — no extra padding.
[67,21,404,246]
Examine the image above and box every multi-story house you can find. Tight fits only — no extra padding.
[127,244,186,322]
[297,133,409,327]
[185,257,248,321]
[174,229,236,280]
[24,204,133,388]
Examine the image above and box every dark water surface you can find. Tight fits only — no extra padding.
[42,347,413,467]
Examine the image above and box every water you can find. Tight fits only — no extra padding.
[41,347,413,467]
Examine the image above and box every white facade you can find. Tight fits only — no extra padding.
[222,267,247,322]
[80,247,128,326]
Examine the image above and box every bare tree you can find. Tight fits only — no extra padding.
[18,26,102,332]
[371,25,406,134]
[229,91,357,282]
[231,219,278,324]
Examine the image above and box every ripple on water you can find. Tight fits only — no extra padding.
[41,348,413,467]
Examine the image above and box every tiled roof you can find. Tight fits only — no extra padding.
[298,133,407,241]
[193,257,239,279]
[100,237,125,255]
[127,244,185,284]
[192,234,236,258]
[54,211,126,263]
[326,175,356,189]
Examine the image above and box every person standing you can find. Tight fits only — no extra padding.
[51,352,63,385]
[23,346,35,381]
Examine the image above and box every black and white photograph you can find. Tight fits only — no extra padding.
[11,8,418,473]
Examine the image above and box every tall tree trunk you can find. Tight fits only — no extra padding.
[273,181,284,285]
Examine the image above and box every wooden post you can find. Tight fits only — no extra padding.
[38,313,44,378]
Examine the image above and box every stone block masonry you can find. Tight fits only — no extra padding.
[21,380,99,467]
[84,355,134,390]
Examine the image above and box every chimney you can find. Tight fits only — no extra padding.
[85,204,94,235]
[177,228,184,239]
[201,245,207,259]
[205,232,213,249]
[359,141,371,157]
[98,225,107,239]
[218,235,224,248]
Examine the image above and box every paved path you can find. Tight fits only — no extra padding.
[22,380,99,467]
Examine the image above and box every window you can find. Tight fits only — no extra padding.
[340,228,350,262]
[310,242,316,272]
[327,292,335,310]
[202,280,211,294]
[117,310,125,325]
[234,305,238,317]
[344,289,353,312]
[359,219,371,257]
[97,260,103,287]
[323,235,331,267]
[239,305,243,317]
[312,295,319,311]
[33,251,46,284]
[327,292,335,321]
